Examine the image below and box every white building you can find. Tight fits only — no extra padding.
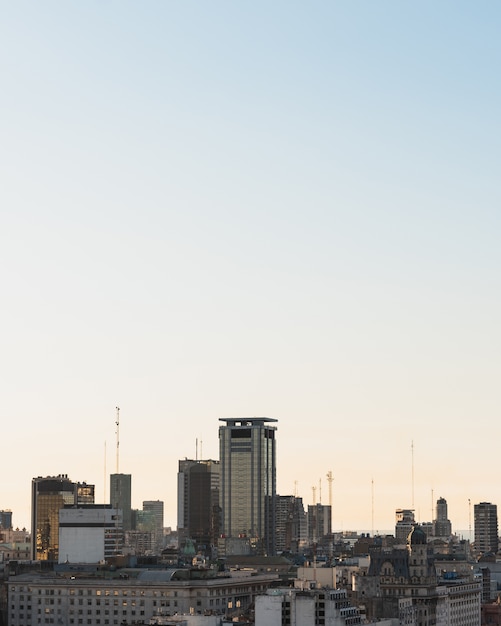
[58,505,123,564]
[255,583,365,626]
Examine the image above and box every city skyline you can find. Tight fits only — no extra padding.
[2,2,500,536]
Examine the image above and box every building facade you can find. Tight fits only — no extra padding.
[31,475,95,561]
[142,500,164,553]
[474,502,498,557]
[58,505,123,563]
[255,584,363,626]
[177,459,220,552]
[434,497,452,538]
[7,570,279,626]
[219,418,277,555]
[307,503,332,544]
[109,474,132,531]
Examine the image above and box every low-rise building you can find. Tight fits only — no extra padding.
[7,568,278,626]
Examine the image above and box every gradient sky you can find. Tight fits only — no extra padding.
[1,2,500,537]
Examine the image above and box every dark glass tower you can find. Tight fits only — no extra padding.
[110,474,132,531]
[177,459,220,552]
[219,417,277,555]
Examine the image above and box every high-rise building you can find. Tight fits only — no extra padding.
[474,502,498,557]
[31,475,95,560]
[0,510,13,530]
[219,417,277,555]
[307,503,332,544]
[143,500,164,553]
[276,495,307,554]
[110,474,132,531]
[177,459,220,552]
[434,497,452,537]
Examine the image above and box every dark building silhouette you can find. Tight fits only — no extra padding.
[177,459,220,552]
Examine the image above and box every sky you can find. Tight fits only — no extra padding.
[1,2,500,538]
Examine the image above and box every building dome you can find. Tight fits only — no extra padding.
[408,525,427,545]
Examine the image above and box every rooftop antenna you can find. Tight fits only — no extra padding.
[196,438,198,461]
[468,498,472,543]
[115,407,120,474]
[104,441,107,504]
[326,471,334,529]
[411,440,414,508]
[312,485,317,506]
[200,439,203,460]
[371,478,374,536]
[294,480,298,497]
[319,478,322,504]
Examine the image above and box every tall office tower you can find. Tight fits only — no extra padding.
[110,474,132,531]
[434,497,452,537]
[31,474,95,560]
[177,459,220,551]
[219,417,277,556]
[307,503,332,543]
[0,510,13,530]
[395,508,415,543]
[143,500,164,553]
[474,502,498,557]
[276,495,308,554]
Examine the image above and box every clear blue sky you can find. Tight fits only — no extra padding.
[1,2,500,535]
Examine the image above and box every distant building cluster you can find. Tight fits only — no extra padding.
[1,417,501,626]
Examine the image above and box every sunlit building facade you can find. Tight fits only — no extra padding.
[219,417,277,555]
[31,475,95,561]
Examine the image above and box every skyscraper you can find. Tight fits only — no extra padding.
[110,474,132,531]
[31,474,95,560]
[474,502,498,557]
[434,497,452,537]
[143,500,164,553]
[307,503,332,544]
[219,417,277,555]
[177,459,220,552]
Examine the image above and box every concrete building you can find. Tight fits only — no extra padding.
[395,509,415,544]
[353,525,481,625]
[474,502,498,557]
[7,569,279,626]
[110,473,132,531]
[275,495,307,554]
[255,583,364,626]
[219,418,277,556]
[143,500,165,553]
[434,497,452,538]
[58,505,123,564]
[307,503,332,544]
[0,510,13,529]
[31,475,95,561]
[177,460,220,552]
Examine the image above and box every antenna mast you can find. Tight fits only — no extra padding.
[371,478,374,536]
[411,440,414,508]
[115,407,120,474]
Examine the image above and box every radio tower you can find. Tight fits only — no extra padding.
[115,407,120,474]
[326,471,334,528]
